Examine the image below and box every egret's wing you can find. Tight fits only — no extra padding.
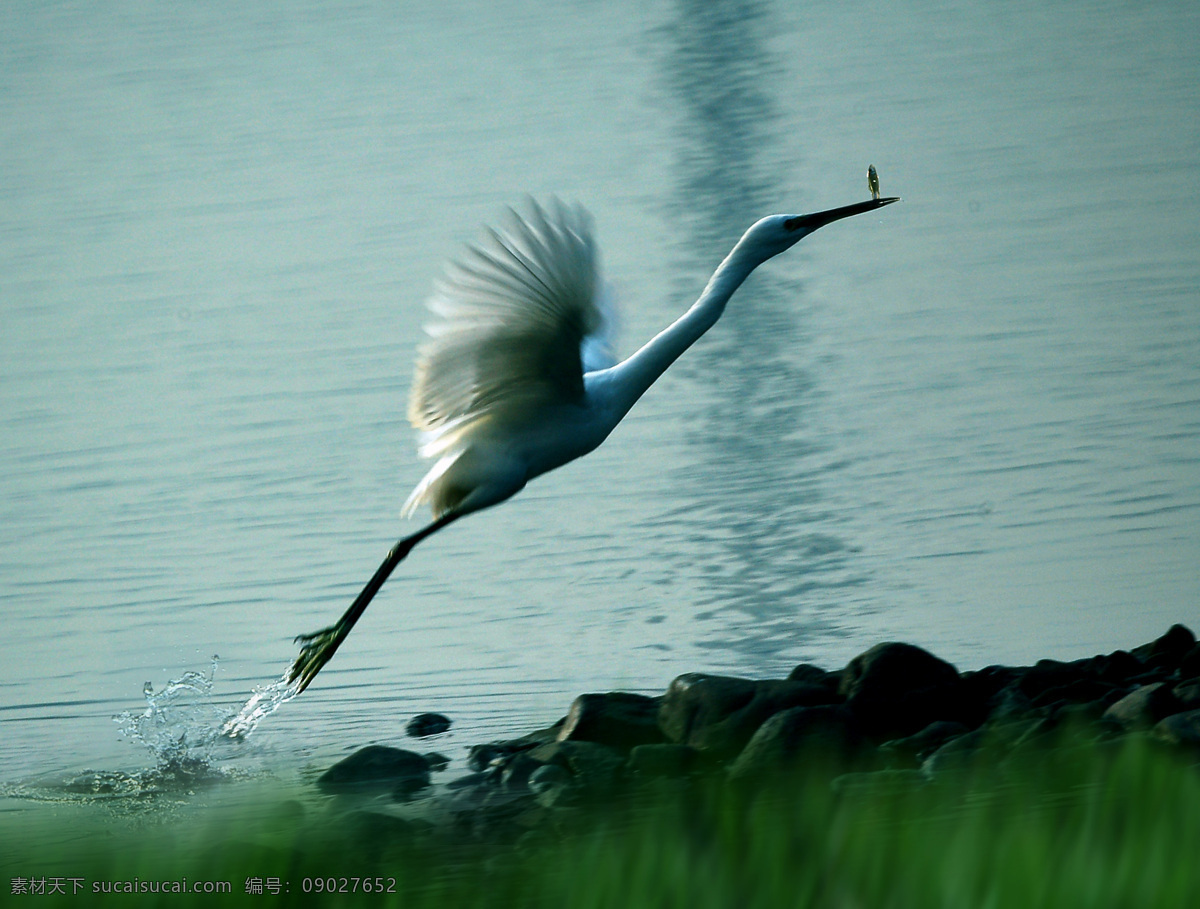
[408,200,608,436]
[580,280,619,373]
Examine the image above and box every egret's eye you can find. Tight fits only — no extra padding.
[784,217,805,232]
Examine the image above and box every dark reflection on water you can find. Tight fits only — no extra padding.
[655,0,864,661]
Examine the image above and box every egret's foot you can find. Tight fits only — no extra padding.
[288,622,349,693]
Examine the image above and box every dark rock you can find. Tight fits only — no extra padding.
[1050,700,1109,729]
[627,744,703,778]
[1152,710,1200,747]
[1014,659,1089,699]
[446,780,521,812]
[658,674,753,743]
[406,712,451,738]
[989,717,1046,746]
[1029,677,1117,709]
[467,724,561,772]
[466,744,510,774]
[963,664,1022,694]
[987,661,1124,724]
[1181,645,1200,680]
[527,764,578,808]
[881,720,971,763]
[528,740,626,793]
[390,779,430,802]
[412,630,1200,849]
[922,727,989,775]
[841,642,960,698]
[1131,624,1196,672]
[451,788,540,841]
[839,642,964,739]
[500,751,543,791]
[1007,706,1110,758]
[533,783,579,810]
[728,706,863,781]
[787,663,842,695]
[480,787,537,813]
[1128,668,1171,686]
[557,692,665,750]
[1173,679,1200,710]
[527,763,572,797]
[659,674,836,758]
[1097,686,1131,709]
[985,684,1038,724]
[441,784,489,834]
[959,666,1021,723]
[317,745,431,799]
[1102,683,1183,730]
[1010,715,1075,751]
[1084,650,1144,685]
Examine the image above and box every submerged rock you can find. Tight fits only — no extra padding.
[406,713,452,738]
[317,745,431,799]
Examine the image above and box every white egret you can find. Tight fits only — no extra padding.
[288,194,899,692]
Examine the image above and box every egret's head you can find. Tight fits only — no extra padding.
[740,196,900,263]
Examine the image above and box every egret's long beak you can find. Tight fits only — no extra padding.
[788,196,900,233]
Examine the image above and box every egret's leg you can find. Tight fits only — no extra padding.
[288,513,458,693]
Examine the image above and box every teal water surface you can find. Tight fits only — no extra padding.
[2,0,1197,786]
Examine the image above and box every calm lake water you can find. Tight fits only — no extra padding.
[2,0,1198,791]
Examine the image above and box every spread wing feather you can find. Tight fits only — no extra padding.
[408,200,608,436]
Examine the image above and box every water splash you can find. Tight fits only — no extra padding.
[13,658,246,805]
[7,661,298,808]
[220,671,303,740]
[113,657,230,787]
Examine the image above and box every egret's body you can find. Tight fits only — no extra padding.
[288,195,898,692]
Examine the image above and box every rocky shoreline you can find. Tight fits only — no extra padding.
[315,624,1200,845]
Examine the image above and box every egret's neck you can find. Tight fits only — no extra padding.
[592,242,765,421]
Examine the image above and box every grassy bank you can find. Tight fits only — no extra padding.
[3,732,1196,907]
